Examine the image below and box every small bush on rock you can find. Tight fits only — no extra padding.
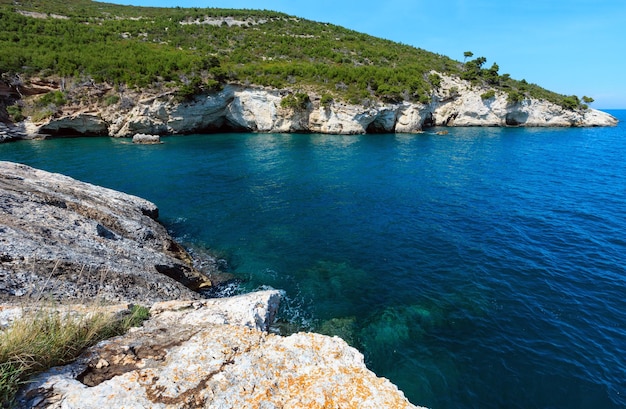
[481,90,496,100]
[281,92,310,110]
[0,304,149,407]
[6,105,23,122]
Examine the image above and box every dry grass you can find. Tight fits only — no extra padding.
[0,303,149,407]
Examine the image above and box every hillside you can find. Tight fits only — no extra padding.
[0,0,591,113]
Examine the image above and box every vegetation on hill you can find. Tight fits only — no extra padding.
[0,0,590,110]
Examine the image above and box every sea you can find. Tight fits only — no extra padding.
[1,110,625,409]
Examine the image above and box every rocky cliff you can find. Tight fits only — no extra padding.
[0,161,214,304]
[2,73,618,142]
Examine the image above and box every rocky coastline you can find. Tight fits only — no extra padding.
[0,73,618,143]
[0,161,214,304]
[0,162,423,408]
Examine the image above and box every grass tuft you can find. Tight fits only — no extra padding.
[0,304,150,407]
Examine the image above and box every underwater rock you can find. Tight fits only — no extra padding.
[317,316,358,346]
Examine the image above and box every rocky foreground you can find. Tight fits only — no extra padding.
[16,291,421,408]
[0,161,212,304]
[0,162,422,408]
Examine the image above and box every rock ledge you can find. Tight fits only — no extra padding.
[17,290,423,409]
[0,161,212,304]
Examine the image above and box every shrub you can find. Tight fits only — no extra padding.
[30,107,56,123]
[104,94,120,106]
[507,90,525,105]
[481,90,496,100]
[320,93,333,108]
[175,77,203,102]
[561,95,580,111]
[6,105,23,122]
[428,73,441,89]
[204,78,223,92]
[36,91,66,108]
[0,304,149,407]
[281,92,310,110]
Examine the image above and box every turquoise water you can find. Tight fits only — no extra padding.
[1,111,625,408]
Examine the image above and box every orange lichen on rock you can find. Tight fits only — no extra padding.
[16,291,424,409]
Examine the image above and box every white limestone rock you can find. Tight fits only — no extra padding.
[16,79,617,141]
[132,133,161,144]
[16,290,424,409]
[166,86,235,134]
[227,88,283,131]
[108,95,171,137]
[431,73,618,127]
[0,122,28,142]
[396,103,431,133]
[309,102,371,134]
[37,113,108,135]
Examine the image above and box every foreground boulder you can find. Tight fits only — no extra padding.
[17,290,422,409]
[0,161,213,304]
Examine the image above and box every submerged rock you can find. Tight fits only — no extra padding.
[0,161,213,304]
[317,316,358,346]
[17,290,423,409]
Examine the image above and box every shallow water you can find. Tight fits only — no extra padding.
[2,111,625,408]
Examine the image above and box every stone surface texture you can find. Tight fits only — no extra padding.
[0,122,28,142]
[2,72,617,142]
[17,290,423,409]
[0,161,213,304]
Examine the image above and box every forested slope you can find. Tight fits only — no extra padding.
[0,0,588,111]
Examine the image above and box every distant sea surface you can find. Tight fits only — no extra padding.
[2,110,625,409]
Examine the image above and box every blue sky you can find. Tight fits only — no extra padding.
[107,0,626,108]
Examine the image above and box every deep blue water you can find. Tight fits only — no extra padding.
[1,111,625,409]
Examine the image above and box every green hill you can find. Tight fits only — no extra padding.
[0,0,586,110]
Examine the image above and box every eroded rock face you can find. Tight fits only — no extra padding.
[9,74,616,141]
[430,75,617,127]
[0,122,28,142]
[17,290,423,409]
[38,113,108,136]
[0,161,212,304]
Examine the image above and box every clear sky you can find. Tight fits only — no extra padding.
[106,0,626,109]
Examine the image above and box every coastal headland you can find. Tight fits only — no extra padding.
[0,75,618,143]
[0,2,618,142]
